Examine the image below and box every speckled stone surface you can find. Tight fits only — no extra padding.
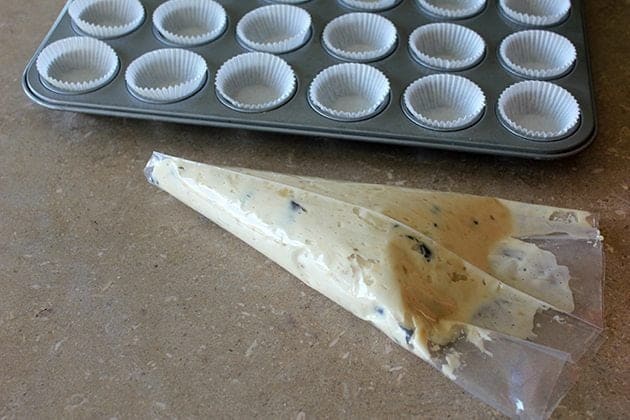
[1,1,628,419]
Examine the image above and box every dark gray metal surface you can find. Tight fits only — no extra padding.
[22,0,596,159]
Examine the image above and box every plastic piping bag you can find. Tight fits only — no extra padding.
[145,152,604,419]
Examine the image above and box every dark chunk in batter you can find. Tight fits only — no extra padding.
[400,325,415,344]
[417,243,432,262]
[405,235,433,262]
[290,200,307,214]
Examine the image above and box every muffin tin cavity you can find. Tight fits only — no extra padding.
[499,30,576,79]
[499,0,571,27]
[409,23,485,71]
[36,36,119,93]
[417,0,487,20]
[153,0,227,46]
[215,52,296,112]
[69,0,145,38]
[236,5,312,53]
[125,48,207,103]
[403,74,485,131]
[322,13,397,62]
[498,81,580,141]
[340,0,402,12]
[308,63,390,121]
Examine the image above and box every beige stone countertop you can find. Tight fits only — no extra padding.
[1,1,628,418]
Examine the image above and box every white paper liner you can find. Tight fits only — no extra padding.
[322,13,397,62]
[125,48,207,103]
[403,74,485,130]
[409,23,485,71]
[69,0,145,38]
[340,0,401,12]
[153,0,227,46]
[498,81,580,140]
[236,5,311,54]
[499,0,571,27]
[417,0,486,19]
[269,0,310,3]
[36,36,119,93]
[499,30,576,79]
[215,52,296,112]
[308,63,390,121]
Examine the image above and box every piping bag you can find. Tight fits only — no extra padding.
[145,152,604,419]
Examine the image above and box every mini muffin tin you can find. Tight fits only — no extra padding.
[23,0,596,159]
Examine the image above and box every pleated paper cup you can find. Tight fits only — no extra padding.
[308,63,390,121]
[499,30,576,79]
[69,0,145,38]
[499,0,571,27]
[322,13,397,62]
[153,0,227,46]
[236,5,311,54]
[403,74,485,131]
[417,0,486,19]
[409,23,485,71]
[36,36,119,94]
[215,52,296,112]
[125,48,207,103]
[498,81,580,140]
[340,0,401,12]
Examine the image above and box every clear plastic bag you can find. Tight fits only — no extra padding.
[145,152,604,419]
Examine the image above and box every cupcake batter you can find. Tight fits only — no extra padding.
[145,152,597,365]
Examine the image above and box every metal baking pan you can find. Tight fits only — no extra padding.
[23,0,597,159]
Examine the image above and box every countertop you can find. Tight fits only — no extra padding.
[1,1,628,418]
